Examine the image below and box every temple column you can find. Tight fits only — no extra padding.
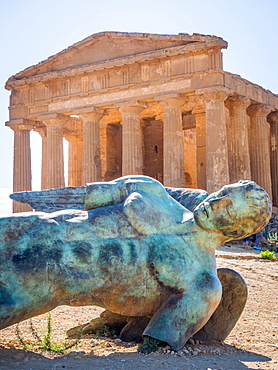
[34,125,47,190]
[100,122,122,181]
[157,95,185,187]
[192,108,206,190]
[268,111,278,205]
[197,87,231,193]
[6,120,33,212]
[75,108,104,184]
[118,102,145,176]
[39,114,66,189]
[225,96,251,183]
[247,104,272,198]
[65,134,83,187]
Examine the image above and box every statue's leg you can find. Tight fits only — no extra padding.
[119,316,151,342]
[193,268,248,341]
[67,309,150,341]
[67,310,128,337]
[67,268,247,344]
[116,268,248,344]
[142,273,222,351]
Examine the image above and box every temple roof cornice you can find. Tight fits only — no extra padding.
[5,32,227,90]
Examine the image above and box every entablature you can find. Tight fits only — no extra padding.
[7,69,278,121]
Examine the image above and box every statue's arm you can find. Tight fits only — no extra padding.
[85,176,210,213]
[165,187,208,212]
[122,190,188,234]
[143,274,222,351]
[85,175,169,210]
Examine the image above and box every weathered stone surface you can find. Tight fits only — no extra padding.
[193,268,248,341]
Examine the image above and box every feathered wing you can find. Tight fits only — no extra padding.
[10,186,86,212]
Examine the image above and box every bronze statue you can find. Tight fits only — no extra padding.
[1,176,271,350]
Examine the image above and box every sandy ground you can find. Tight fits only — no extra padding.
[0,245,277,370]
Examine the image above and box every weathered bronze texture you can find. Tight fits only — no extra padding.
[193,268,248,341]
[1,176,272,350]
[75,268,247,343]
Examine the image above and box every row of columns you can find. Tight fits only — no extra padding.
[7,91,278,213]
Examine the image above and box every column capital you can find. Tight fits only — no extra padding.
[64,131,82,143]
[225,95,251,109]
[196,86,232,102]
[155,94,184,109]
[5,119,34,131]
[38,113,70,126]
[247,103,271,117]
[268,111,278,124]
[33,124,47,137]
[74,107,104,120]
[183,95,206,113]
[116,101,146,115]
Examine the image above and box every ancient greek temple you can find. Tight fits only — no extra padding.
[5,32,278,212]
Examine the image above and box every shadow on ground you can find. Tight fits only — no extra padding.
[0,344,273,370]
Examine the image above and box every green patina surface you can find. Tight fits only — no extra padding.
[1,176,272,350]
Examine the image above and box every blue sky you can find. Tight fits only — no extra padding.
[1,0,277,190]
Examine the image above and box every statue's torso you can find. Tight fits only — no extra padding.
[0,205,218,319]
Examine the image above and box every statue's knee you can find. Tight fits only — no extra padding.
[198,272,222,300]
[193,268,248,342]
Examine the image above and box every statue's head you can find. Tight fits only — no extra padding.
[193,181,272,239]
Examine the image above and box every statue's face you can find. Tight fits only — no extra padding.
[193,183,252,233]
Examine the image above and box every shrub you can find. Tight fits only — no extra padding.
[138,336,165,354]
[259,250,276,261]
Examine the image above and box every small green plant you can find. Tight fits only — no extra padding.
[138,336,165,354]
[259,250,276,261]
[16,313,83,353]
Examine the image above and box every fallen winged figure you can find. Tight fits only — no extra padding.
[1,176,271,351]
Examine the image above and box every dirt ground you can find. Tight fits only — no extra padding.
[0,245,277,370]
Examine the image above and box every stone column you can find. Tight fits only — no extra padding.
[268,112,278,205]
[192,108,206,190]
[225,96,251,183]
[157,95,185,187]
[75,108,104,185]
[118,102,145,176]
[197,87,231,193]
[34,125,47,190]
[247,104,272,198]
[39,114,65,189]
[65,134,83,187]
[6,120,33,212]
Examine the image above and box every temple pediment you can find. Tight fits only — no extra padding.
[7,32,227,84]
